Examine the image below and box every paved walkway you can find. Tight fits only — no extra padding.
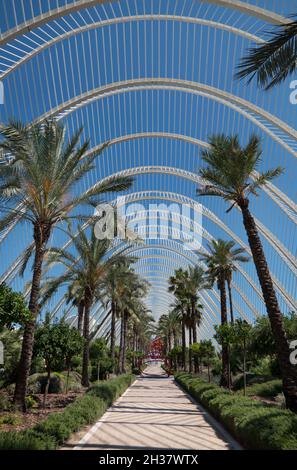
[72,363,240,450]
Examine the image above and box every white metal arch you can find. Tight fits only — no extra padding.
[37,79,297,155]
[114,190,297,311]
[0,0,288,48]
[99,165,297,275]
[0,14,264,80]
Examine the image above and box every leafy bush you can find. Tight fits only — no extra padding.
[25,395,37,410]
[0,414,20,426]
[232,372,275,391]
[26,371,82,394]
[175,372,297,450]
[0,429,56,450]
[0,392,12,411]
[237,379,283,398]
[0,374,134,450]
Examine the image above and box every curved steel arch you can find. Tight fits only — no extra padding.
[0,14,264,80]
[113,190,297,311]
[112,236,263,306]
[93,133,296,222]
[0,0,288,48]
[38,79,297,154]
[100,166,297,275]
[133,260,254,321]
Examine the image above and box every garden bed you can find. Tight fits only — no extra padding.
[175,372,297,450]
[0,374,135,450]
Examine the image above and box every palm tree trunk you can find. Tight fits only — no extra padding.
[181,316,186,371]
[121,312,128,373]
[218,277,229,388]
[14,223,50,411]
[77,302,84,334]
[119,312,125,374]
[110,301,116,372]
[192,314,198,373]
[227,278,234,324]
[189,327,193,373]
[81,295,91,387]
[239,199,297,412]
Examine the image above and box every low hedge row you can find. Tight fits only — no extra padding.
[0,374,134,450]
[175,372,297,450]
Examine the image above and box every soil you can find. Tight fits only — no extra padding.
[0,391,84,433]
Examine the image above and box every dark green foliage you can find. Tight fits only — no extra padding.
[0,284,31,329]
[0,374,135,449]
[0,329,21,386]
[238,379,283,399]
[232,373,275,391]
[0,429,56,450]
[175,372,297,450]
[89,338,114,381]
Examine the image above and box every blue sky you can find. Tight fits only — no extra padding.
[0,0,296,334]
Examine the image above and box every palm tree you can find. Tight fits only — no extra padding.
[235,16,297,89]
[168,269,189,370]
[100,259,136,372]
[198,134,297,411]
[201,240,249,324]
[184,266,208,371]
[42,225,130,387]
[117,274,149,374]
[65,281,85,335]
[0,120,132,410]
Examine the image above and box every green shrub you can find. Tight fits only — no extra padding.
[0,429,56,450]
[0,374,134,450]
[0,392,12,411]
[0,414,20,426]
[25,395,37,410]
[175,372,297,450]
[239,379,282,398]
[232,373,275,391]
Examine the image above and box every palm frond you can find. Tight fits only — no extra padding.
[235,19,297,89]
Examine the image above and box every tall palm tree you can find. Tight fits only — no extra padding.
[168,269,189,370]
[0,120,132,410]
[100,259,136,372]
[200,239,249,386]
[42,225,129,387]
[117,274,149,374]
[235,16,297,89]
[201,240,249,324]
[185,266,208,369]
[198,134,297,411]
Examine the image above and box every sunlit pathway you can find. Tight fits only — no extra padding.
[72,363,241,450]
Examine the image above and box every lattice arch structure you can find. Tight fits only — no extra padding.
[0,0,296,340]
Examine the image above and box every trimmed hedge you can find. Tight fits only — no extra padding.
[0,374,134,450]
[175,372,297,450]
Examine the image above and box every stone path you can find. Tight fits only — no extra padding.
[72,363,241,450]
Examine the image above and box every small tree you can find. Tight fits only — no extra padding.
[234,320,252,395]
[190,343,202,374]
[0,283,31,330]
[59,322,84,393]
[214,323,235,389]
[34,316,64,407]
[89,338,113,381]
[200,340,216,382]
